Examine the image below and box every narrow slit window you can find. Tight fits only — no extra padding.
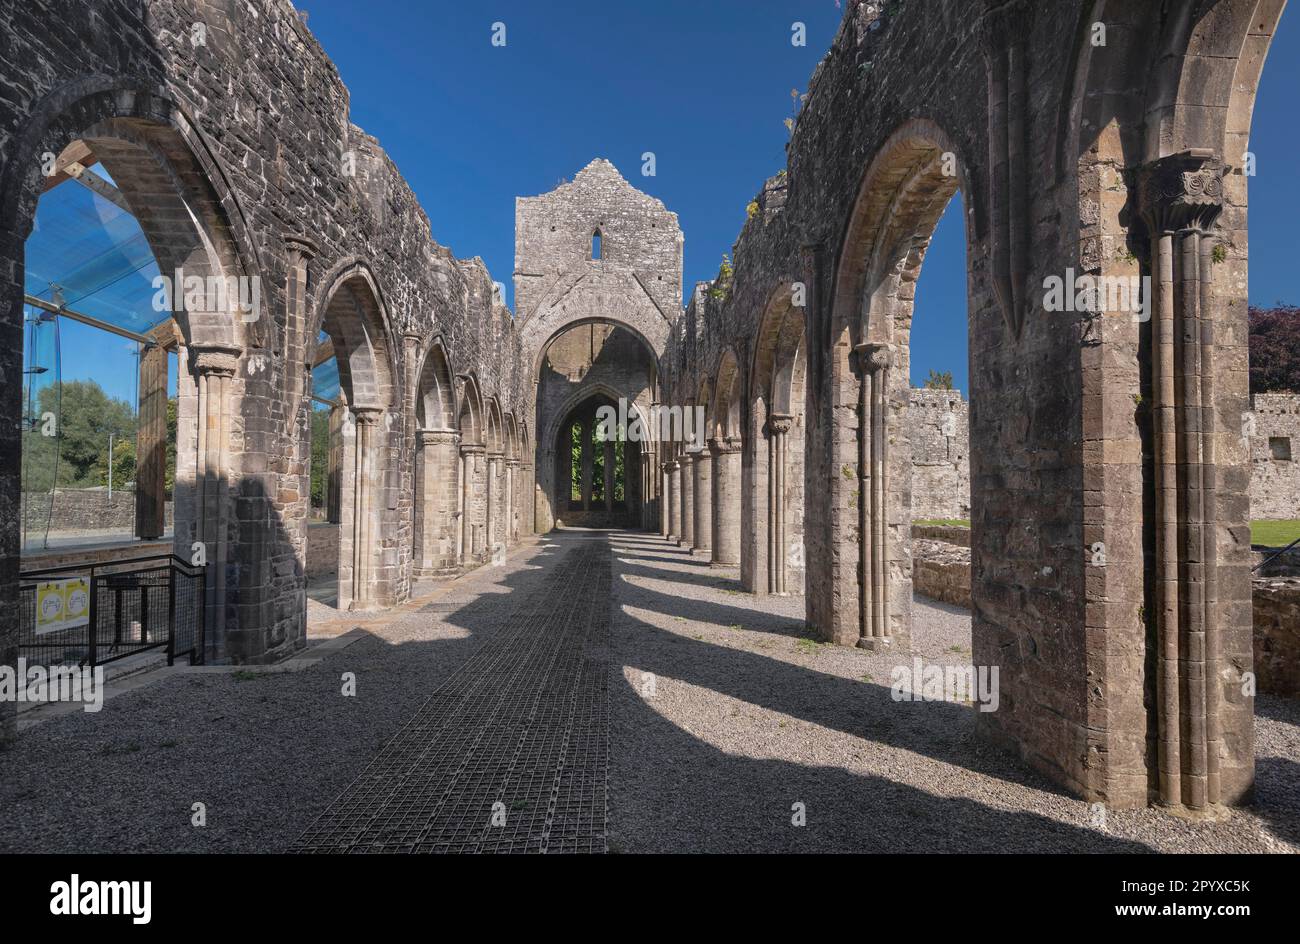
[591,230,602,260]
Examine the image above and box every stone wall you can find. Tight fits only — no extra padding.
[909,387,1300,525]
[907,388,970,521]
[306,522,338,579]
[1247,392,1300,521]
[20,489,174,535]
[1252,577,1300,697]
[912,539,971,608]
[655,0,1276,808]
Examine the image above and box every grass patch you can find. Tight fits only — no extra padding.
[1252,520,1300,548]
[915,518,970,528]
[794,637,822,656]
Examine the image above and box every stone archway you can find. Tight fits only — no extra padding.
[312,265,398,611]
[748,285,807,595]
[413,340,459,576]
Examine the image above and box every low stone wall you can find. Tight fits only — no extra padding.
[307,522,339,579]
[911,534,1299,698]
[21,489,174,534]
[913,524,970,547]
[1254,577,1300,696]
[912,539,971,608]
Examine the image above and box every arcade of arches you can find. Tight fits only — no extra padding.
[0,0,1292,827]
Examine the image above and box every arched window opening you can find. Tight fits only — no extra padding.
[591,229,602,260]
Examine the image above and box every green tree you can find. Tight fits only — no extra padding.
[24,380,136,491]
[310,406,330,508]
[923,369,954,390]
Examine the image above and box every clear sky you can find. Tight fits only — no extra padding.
[25,0,1299,404]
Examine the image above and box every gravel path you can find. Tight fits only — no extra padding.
[0,528,1295,854]
[0,539,559,853]
[605,531,1300,854]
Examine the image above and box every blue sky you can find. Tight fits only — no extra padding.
[24,0,1299,404]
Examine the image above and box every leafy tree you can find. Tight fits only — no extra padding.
[1249,304,1300,395]
[23,380,136,491]
[310,406,330,508]
[923,369,954,390]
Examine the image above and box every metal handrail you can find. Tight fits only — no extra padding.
[1253,536,1300,573]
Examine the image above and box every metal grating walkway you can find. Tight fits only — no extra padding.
[292,536,611,853]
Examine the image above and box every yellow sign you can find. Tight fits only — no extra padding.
[35,577,90,635]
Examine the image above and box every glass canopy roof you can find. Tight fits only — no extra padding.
[23,167,166,337]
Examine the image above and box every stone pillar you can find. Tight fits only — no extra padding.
[665,459,679,541]
[350,407,382,610]
[135,339,169,539]
[853,343,893,649]
[692,447,712,557]
[507,457,519,545]
[710,437,742,567]
[459,443,484,565]
[681,455,691,543]
[766,413,794,594]
[680,451,695,547]
[1136,151,1239,811]
[486,451,501,550]
[191,345,239,660]
[417,427,459,575]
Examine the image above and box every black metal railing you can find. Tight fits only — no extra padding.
[19,555,205,668]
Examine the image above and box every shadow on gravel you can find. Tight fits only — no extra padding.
[607,644,1153,853]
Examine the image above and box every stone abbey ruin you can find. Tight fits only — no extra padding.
[0,0,1296,848]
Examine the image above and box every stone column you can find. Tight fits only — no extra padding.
[350,407,382,610]
[417,428,459,575]
[853,343,893,650]
[135,338,169,539]
[680,451,696,547]
[1137,151,1230,811]
[486,451,502,551]
[459,443,484,565]
[710,437,742,567]
[681,455,691,543]
[665,459,679,541]
[692,447,712,557]
[191,345,239,659]
[766,413,794,594]
[506,457,519,545]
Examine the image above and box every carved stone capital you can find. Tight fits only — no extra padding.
[1136,149,1225,235]
[284,234,319,264]
[460,442,486,457]
[352,406,383,427]
[709,437,742,456]
[766,413,795,436]
[418,427,459,446]
[190,345,241,378]
[978,0,1032,61]
[852,342,894,376]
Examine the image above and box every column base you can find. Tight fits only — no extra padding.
[856,636,892,651]
[709,560,739,570]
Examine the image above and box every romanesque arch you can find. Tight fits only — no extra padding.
[747,285,807,595]
[314,264,397,610]
[817,119,969,652]
[709,349,743,569]
[456,374,486,565]
[0,84,266,665]
[413,340,459,575]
